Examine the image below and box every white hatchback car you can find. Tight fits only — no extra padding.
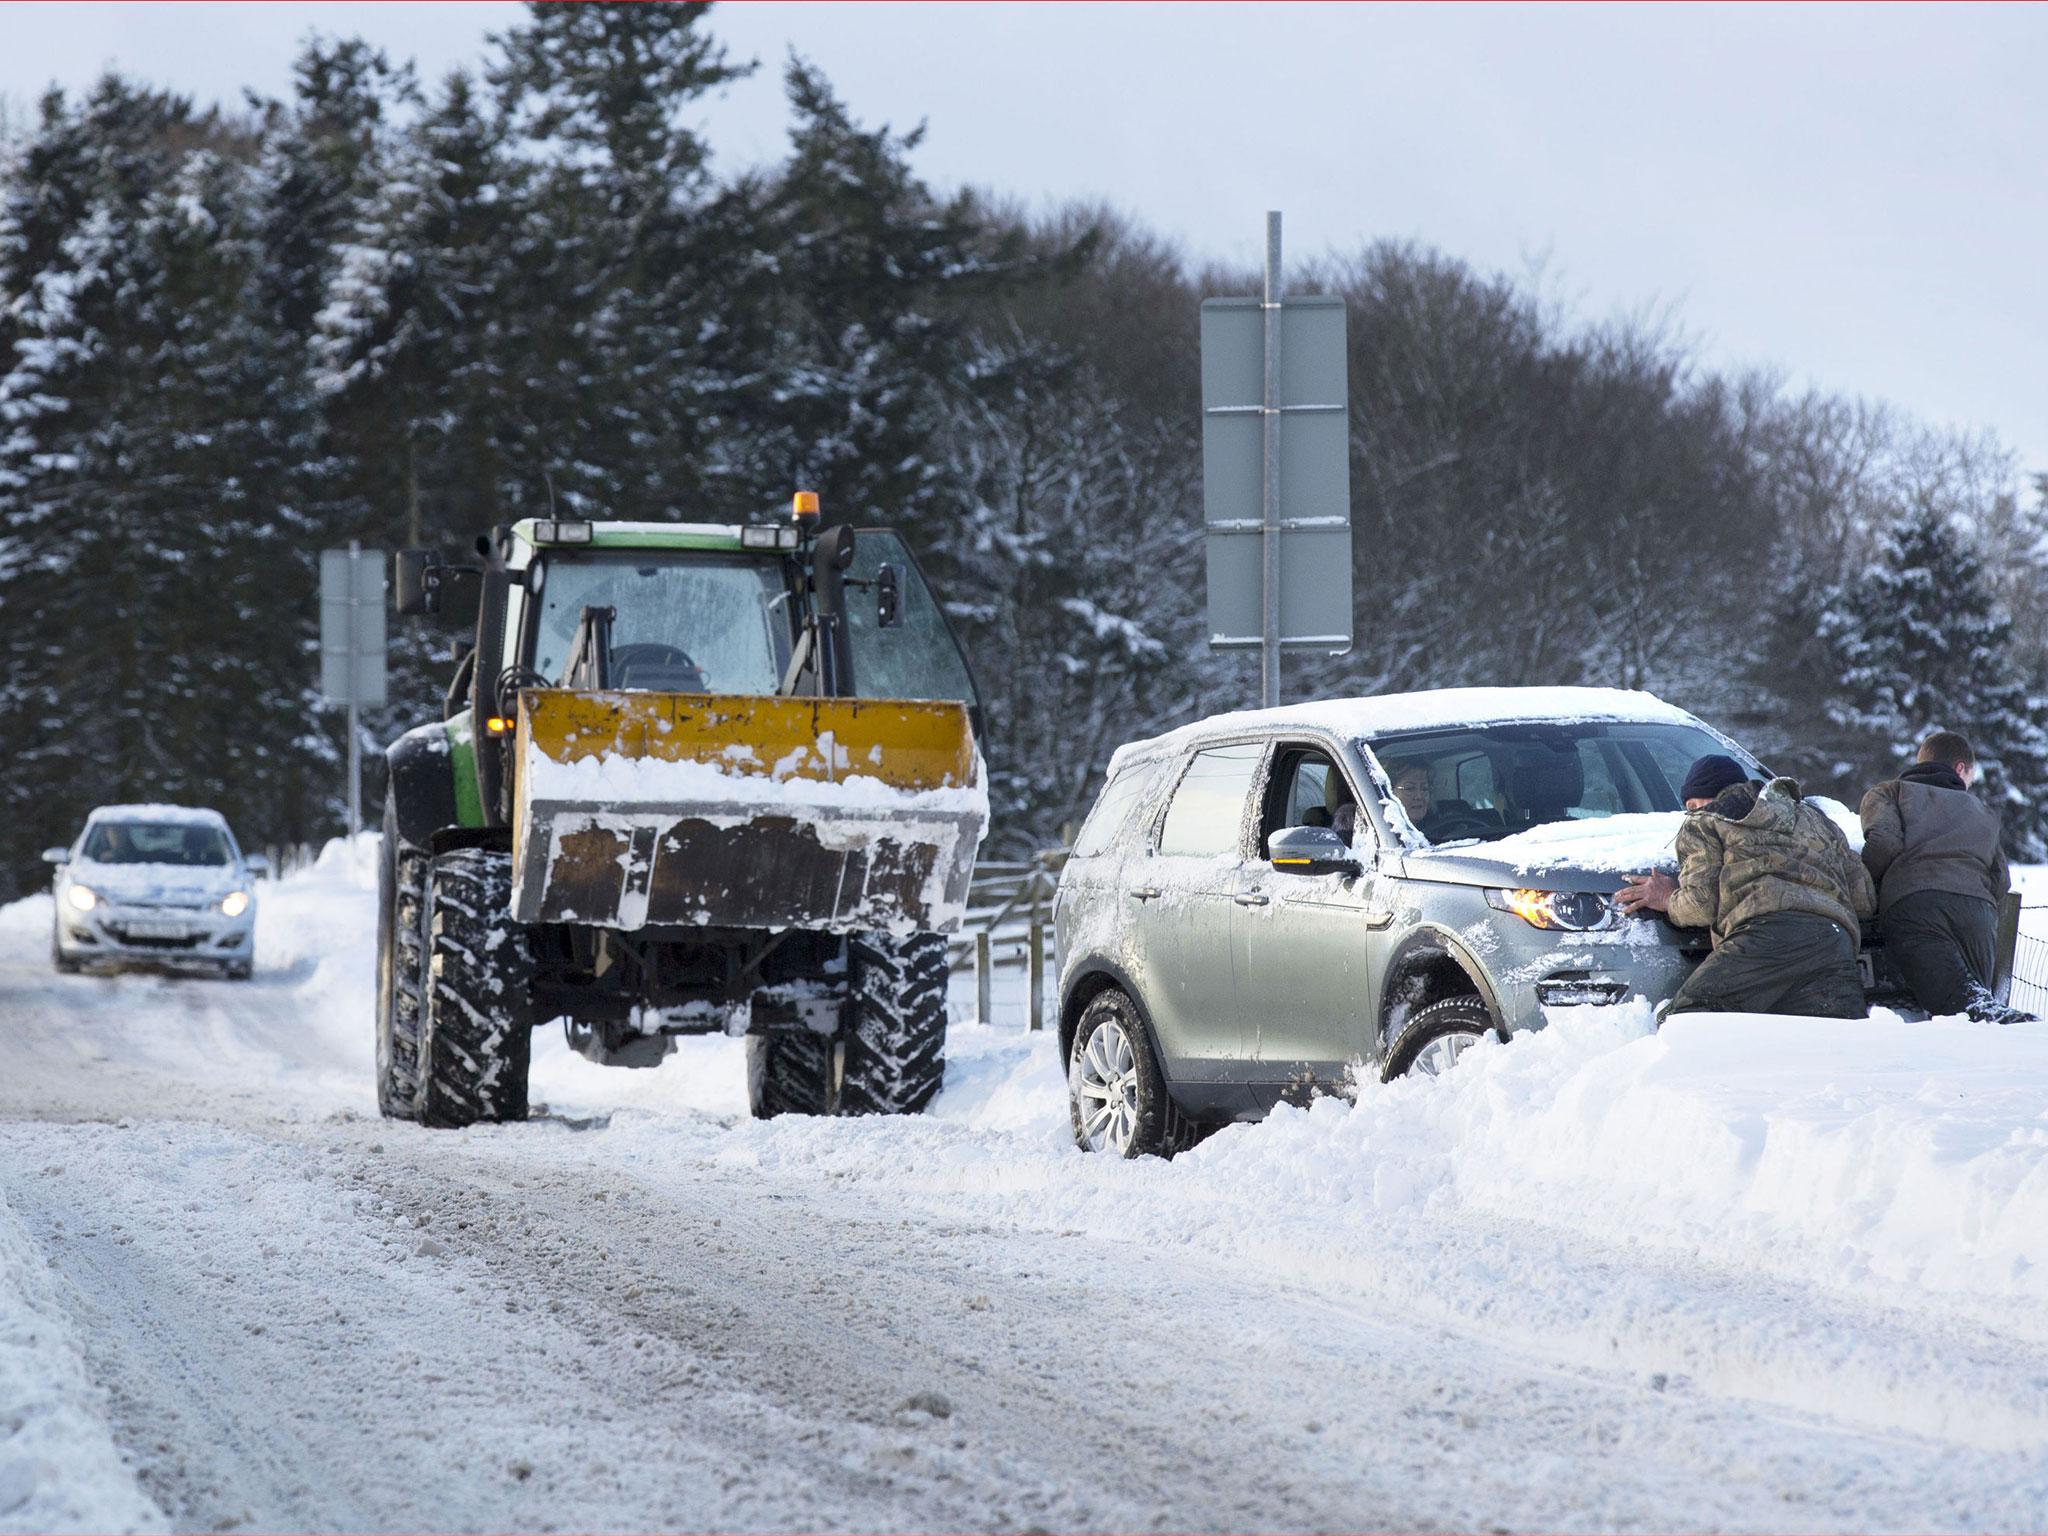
[46,805,267,978]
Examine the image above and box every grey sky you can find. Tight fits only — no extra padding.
[4,2,2043,481]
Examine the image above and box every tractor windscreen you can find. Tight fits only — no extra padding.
[843,530,979,709]
[531,554,791,695]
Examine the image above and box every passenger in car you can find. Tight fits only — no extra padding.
[1617,755,1875,1018]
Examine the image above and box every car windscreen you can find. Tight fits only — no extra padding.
[84,821,233,866]
[531,553,791,695]
[1362,720,1760,846]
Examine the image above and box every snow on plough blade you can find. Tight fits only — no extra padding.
[510,689,985,934]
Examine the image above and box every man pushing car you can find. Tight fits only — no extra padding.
[1617,754,1876,1018]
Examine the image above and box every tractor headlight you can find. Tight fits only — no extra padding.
[1486,888,1617,932]
[221,891,250,918]
[67,884,97,913]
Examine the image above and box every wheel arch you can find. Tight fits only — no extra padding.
[1058,959,1160,1079]
[1377,925,1507,1052]
[385,719,463,854]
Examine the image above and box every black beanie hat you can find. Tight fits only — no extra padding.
[1680,754,1747,803]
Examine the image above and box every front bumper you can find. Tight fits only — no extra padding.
[57,902,254,967]
[1489,917,1704,1033]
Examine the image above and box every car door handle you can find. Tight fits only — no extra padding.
[1128,885,1162,901]
[1234,892,1270,907]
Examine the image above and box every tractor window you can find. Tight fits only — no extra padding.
[842,531,980,707]
[531,554,791,695]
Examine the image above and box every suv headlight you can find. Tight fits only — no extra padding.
[1486,887,1617,932]
[221,891,250,918]
[67,884,98,912]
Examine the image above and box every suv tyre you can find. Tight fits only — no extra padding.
[1382,996,1501,1082]
[1068,990,1180,1158]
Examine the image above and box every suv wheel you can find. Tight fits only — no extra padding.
[1381,996,1501,1082]
[1068,990,1176,1158]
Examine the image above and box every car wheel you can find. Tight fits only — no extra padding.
[1068,990,1176,1159]
[1381,996,1502,1082]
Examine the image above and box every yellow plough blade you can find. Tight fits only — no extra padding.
[511,690,984,935]
[519,690,975,792]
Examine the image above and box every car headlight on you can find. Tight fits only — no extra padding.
[67,884,97,913]
[1486,887,1617,932]
[221,891,250,918]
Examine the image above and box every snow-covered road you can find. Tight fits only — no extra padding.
[6,841,2048,1532]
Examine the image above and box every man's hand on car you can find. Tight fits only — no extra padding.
[1615,870,1676,916]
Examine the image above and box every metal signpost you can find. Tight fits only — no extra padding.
[1200,211,1352,706]
[319,543,388,835]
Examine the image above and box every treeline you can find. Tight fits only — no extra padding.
[3,2,2045,899]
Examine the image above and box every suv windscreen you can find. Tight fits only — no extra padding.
[84,822,232,866]
[1364,721,1759,846]
[531,553,792,694]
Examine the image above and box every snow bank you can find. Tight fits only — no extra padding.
[524,748,990,821]
[0,1191,163,1533]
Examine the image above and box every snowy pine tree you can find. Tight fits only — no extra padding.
[1820,504,2048,857]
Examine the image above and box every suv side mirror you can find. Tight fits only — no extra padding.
[876,562,901,629]
[1269,824,1362,877]
[41,847,68,865]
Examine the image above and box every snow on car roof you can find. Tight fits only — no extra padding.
[85,804,231,826]
[1110,687,1701,771]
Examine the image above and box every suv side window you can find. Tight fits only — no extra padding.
[1259,747,1361,855]
[1157,743,1265,857]
[1072,761,1159,859]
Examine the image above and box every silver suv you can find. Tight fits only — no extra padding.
[1053,687,1771,1157]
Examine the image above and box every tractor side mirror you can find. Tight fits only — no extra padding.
[876,562,901,629]
[394,548,441,615]
[393,549,481,628]
[1269,824,1362,877]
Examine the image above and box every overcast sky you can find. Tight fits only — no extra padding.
[5,2,2043,481]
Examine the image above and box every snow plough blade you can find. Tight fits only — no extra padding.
[510,690,984,934]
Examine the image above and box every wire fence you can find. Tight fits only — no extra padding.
[2011,908,2048,1019]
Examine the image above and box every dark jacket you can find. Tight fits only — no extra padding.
[1859,762,2009,913]
[1668,777,1878,946]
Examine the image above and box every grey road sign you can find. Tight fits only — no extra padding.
[1201,229,1352,706]
[320,547,387,707]
[320,544,386,836]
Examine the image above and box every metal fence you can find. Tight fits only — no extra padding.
[2011,911,2048,1019]
[947,849,1067,1031]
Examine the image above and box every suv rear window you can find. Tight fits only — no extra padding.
[1157,744,1264,857]
[1072,762,1159,859]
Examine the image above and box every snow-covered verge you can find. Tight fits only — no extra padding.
[0,1190,164,1533]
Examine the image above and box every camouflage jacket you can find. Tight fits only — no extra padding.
[1667,777,1878,945]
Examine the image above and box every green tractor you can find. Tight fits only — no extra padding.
[377,500,986,1128]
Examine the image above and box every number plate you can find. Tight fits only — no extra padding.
[123,920,192,940]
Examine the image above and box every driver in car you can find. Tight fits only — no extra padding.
[1391,762,1437,836]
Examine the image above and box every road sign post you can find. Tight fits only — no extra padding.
[319,544,388,836]
[1201,212,1351,707]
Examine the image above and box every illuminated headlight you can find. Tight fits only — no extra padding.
[221,891,250,918]
[533,519,594,545]
[1485,888,1617,932]
[67,884,97,913]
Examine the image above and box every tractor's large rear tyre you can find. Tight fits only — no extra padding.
[375,801,429,1120]
[745,931,948,1119]
[417,847,532,1128]
[841,930,948,1115]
